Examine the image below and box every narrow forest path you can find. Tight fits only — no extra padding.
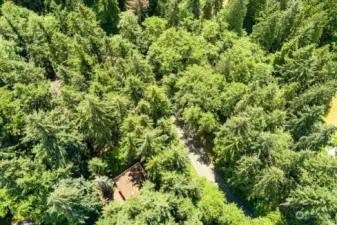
[171,116,254,218]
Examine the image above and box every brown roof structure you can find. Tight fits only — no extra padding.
[113,162,147,201]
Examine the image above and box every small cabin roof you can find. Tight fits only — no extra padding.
[113,162,146,201]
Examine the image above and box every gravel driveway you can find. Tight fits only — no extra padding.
[172,116,254,217]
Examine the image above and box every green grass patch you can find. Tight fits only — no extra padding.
[324,94,337,126]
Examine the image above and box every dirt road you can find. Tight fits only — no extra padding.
[172,116,254,217]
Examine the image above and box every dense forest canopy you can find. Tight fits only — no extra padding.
[0,0,337,224]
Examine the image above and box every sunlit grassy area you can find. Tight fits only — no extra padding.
[324,95,337,126]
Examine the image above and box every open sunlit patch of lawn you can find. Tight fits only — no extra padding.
[324,95,337,126]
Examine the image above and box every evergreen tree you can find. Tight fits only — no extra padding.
[47,177,101,224]
[221,0,249,35]
[202,0,212,20]
[77,95,115,149]
[188,0,200,18]
[0,158,69,223]
[24,110,85,169]
[94,0,120,34]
